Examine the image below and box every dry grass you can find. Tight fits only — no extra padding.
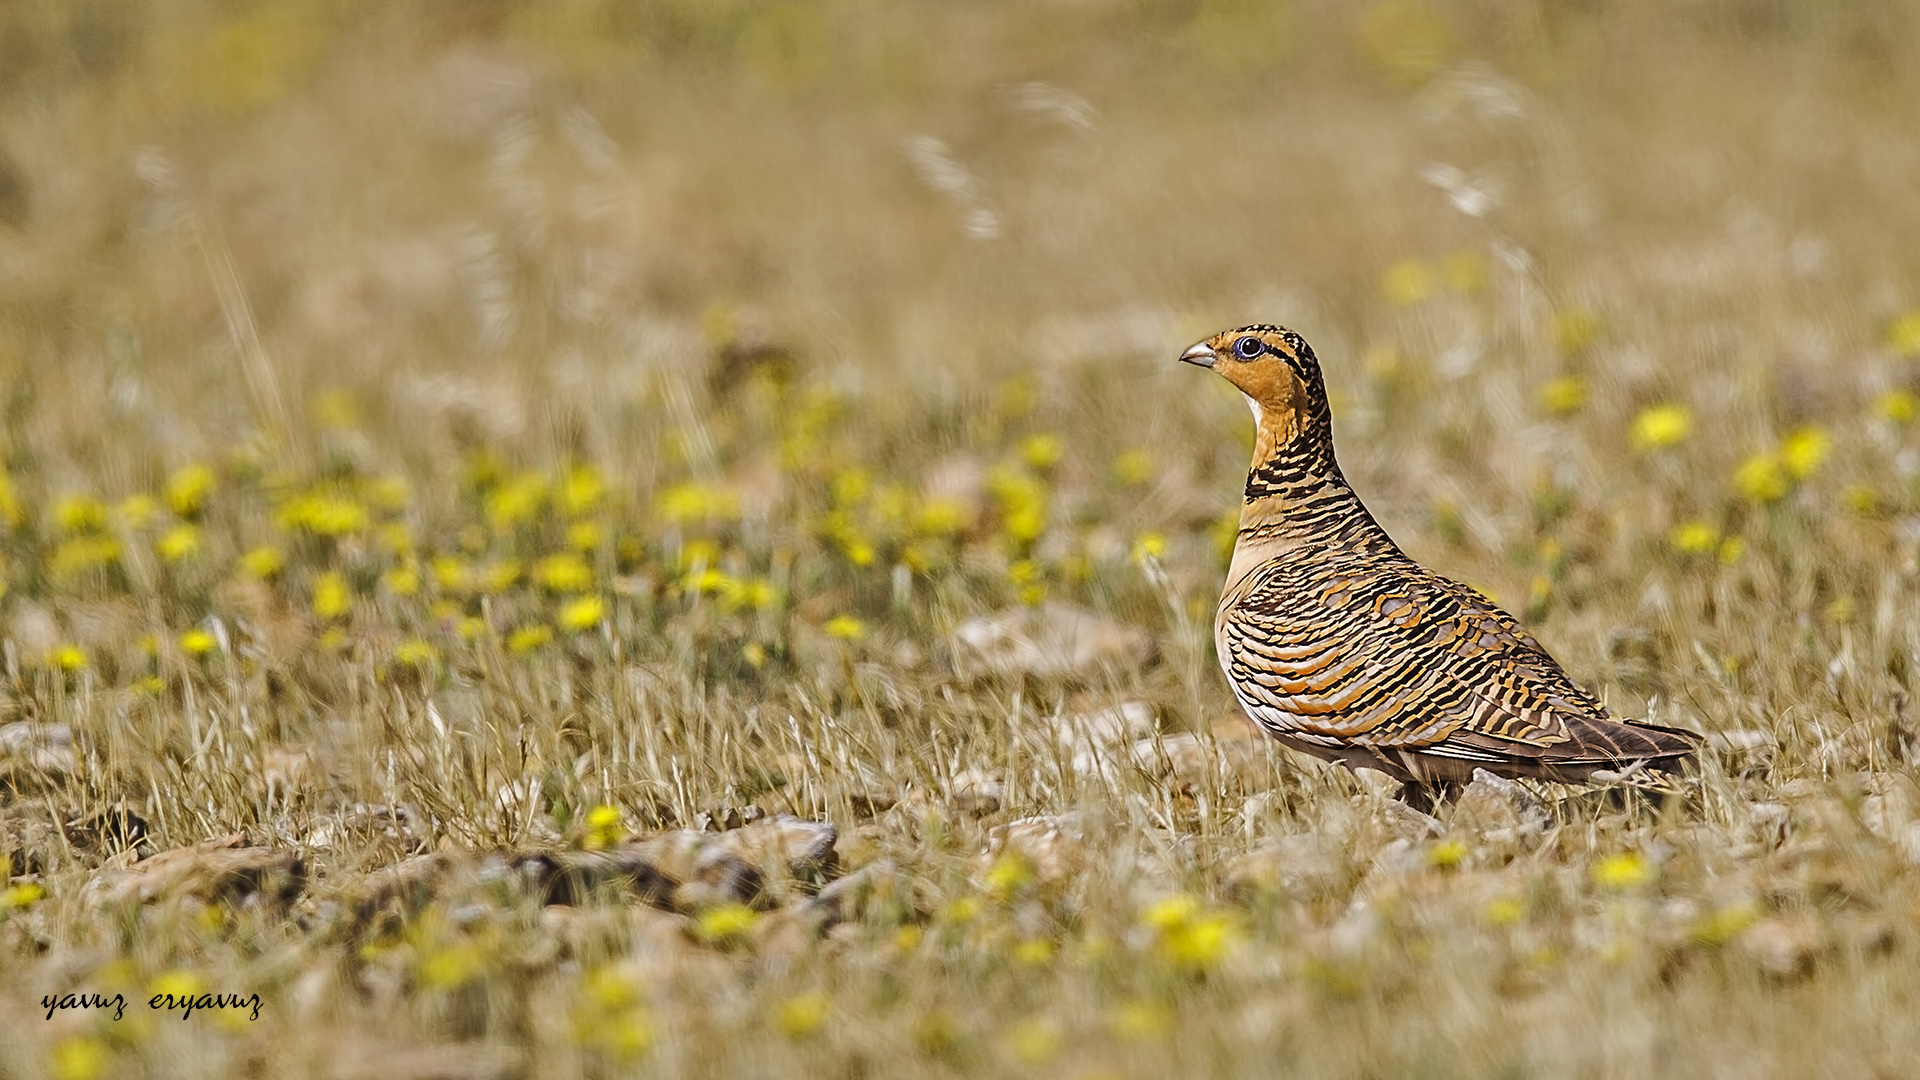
[5,1,1920,1076]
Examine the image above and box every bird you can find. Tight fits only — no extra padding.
[1180,323,1699,811]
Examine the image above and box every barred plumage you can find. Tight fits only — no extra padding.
[1182,325,1698,809]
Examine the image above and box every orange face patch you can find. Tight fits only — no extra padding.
[1205,327,1307,434]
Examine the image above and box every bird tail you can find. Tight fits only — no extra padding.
[1539,716,1701,784]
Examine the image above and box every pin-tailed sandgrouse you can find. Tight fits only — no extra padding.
[1181,324,1698,810]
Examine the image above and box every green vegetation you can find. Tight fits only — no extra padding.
[4,1,1920,1076]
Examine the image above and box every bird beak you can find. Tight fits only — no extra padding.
[1178,341,1217,369]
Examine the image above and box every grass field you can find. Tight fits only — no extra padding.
[5,1,1920,1076]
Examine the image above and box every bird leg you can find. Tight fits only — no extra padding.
[1396,779,1462,815]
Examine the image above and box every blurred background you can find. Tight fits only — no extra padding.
[4,0,1917,457]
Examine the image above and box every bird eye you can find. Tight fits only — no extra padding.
[1232,336,1264,360]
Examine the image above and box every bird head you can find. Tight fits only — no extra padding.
[1178,324,1329,438]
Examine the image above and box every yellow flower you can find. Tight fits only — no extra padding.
[149,969,205,999]
[430,556,472,593]
[558,595,606,632]
[692,570,777,613]
[830,467,870,506]
[1841,485,1879,516]
[48,644,86,672]
[276,492,370,537]
[775,992,830,1038]
[1717,536,1745,565]
[179,629,218,657]
[1008,558,1046,606]
[419,943,484,989]
[116,494,159,529]
[1483,897,1525,925]
[983,852,1034,899]
[567,520,603,551]
[534,552,594,593]
[1113,448,1155,486]
[1592,852,1651,890]
[1020,433,1064,471]
[1733,454,1789,503]
[485,471,549,529]
[0,881,47,909]
[733,578,776,611]
[936,896,984,929]
[1552,309,1600,354]
[582,1009,654,1059]
[823,615,865,640]
[165,464,217,517]
[238,546,285,579]
[47,536,121,579]
[1142,894,1200,931]
[478,560,521,593]
[1888,310,1920,357]
[1539,375,1588,416]
[1629,404,1693,452]
[1131,532,1167,564]
[677,538,721,571]
[687,567,737,598]
[156,523,202,563]
[989,465,1048,544]
[1159,913,1237,973]
[508,625,553,653]
[657,482,740,525]
[0,471,21,530]
[557,466,606,516]
[312,571,350,621]
[392,639,437,667]
[914,498,970,536]
[1142,893,1238,973]
[366,475,410,512]
[1778,426,1830,478]
[694,903,759,946]
[838,534,876,567]
[1381,259,1432,306]
[1877,388,1918,423]
[1426,839,1468,868]
[1668,521,1719,555]
[582,804,624,850]
[378,522,412,553]
[383,564,421,596]
[54,494,109,534]
[1689,902,1759,947]
[1013,939,1054,965]
[49,1036,108,1080]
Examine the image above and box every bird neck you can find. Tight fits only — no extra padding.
[1223,413,1398,591]
[1243,404,1335,500]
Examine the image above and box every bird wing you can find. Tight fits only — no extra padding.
[1220,554,1641,765]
